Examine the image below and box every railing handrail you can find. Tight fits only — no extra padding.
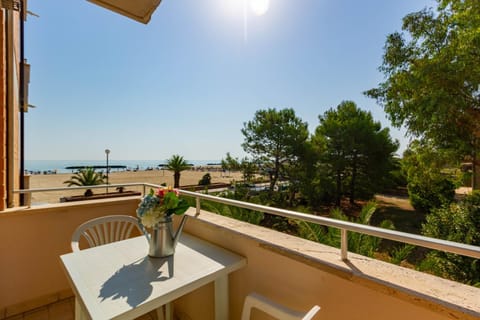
[178,190,480,260]
[13,183,158,193]
[13,183,480,260]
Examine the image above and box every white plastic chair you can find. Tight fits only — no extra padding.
[241,292,320,320]
[71,215,171,320]
[71,215,143,251]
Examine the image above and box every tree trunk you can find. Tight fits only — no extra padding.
[350,154,357,204]
[288,189,295,207]
[336,170,342,206]
[270,161,280,192]
[473,150,480,190]
[268,172,275,192]
[174,172,180,188]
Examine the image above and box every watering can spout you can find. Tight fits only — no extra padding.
[172,215,188,249]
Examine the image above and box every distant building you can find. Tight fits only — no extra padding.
[0,1,163,210]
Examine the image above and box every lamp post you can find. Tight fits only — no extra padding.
[105,149,110,193]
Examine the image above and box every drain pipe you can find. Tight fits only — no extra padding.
[19,0,25,205]
[5,9,14,208]
[5,9,11,208]
[3,0,24,207]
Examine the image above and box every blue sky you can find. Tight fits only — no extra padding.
[25,0,437,161]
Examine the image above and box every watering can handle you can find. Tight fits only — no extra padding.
[138,219,150,242]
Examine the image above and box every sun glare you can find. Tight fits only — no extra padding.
[220,0,271,43]
[250,0,269,16]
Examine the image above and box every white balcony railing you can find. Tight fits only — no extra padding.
[15,182,480,262]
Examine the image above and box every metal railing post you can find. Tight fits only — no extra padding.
[341,229,348,261]
[196,196,201,216]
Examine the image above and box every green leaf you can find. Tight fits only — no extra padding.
[163,192,179,209]
[174,199,190,215]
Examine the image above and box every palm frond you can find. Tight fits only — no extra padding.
[359,201,376,224]
[63,167,105,187]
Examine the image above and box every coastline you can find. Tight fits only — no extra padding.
[27,168,243,205]
[24,160,223,174]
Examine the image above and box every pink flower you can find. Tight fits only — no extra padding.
[156,188,166,197]
[155,187,179,198]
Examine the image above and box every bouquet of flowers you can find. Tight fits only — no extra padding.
[136,187,189,228]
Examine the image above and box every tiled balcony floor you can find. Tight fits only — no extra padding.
[4,297,158,320]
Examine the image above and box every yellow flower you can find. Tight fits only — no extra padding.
[141,214,159,228]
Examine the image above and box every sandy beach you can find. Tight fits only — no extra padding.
[27,168,244,204]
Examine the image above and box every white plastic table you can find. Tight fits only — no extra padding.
[60,233,247,320]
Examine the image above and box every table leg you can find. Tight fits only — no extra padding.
[156,303,173,320]
[214,275,228,320]
[165,303,173,320]
[75,298,89,320]
[156,307,164,320]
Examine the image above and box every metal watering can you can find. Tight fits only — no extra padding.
[144,215,188,258]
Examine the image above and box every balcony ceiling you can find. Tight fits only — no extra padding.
[87,0,161,24]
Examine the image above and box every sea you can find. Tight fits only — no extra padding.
[25,160,222,174]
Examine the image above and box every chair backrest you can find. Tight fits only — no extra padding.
[241,292,320,320]
[71,215,144,251]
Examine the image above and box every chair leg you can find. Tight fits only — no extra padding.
[241,293,319,320]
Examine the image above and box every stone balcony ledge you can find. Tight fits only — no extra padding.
[183,208,480,320]
[1,199,479,320]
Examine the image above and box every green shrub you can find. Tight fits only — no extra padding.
[390,244,415,265]
[407,177,456,212]
[198,173,211,186]
[297,202,394,257]
[401,140,460,213]
[419,192,480,286]
[184,192,264,225]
